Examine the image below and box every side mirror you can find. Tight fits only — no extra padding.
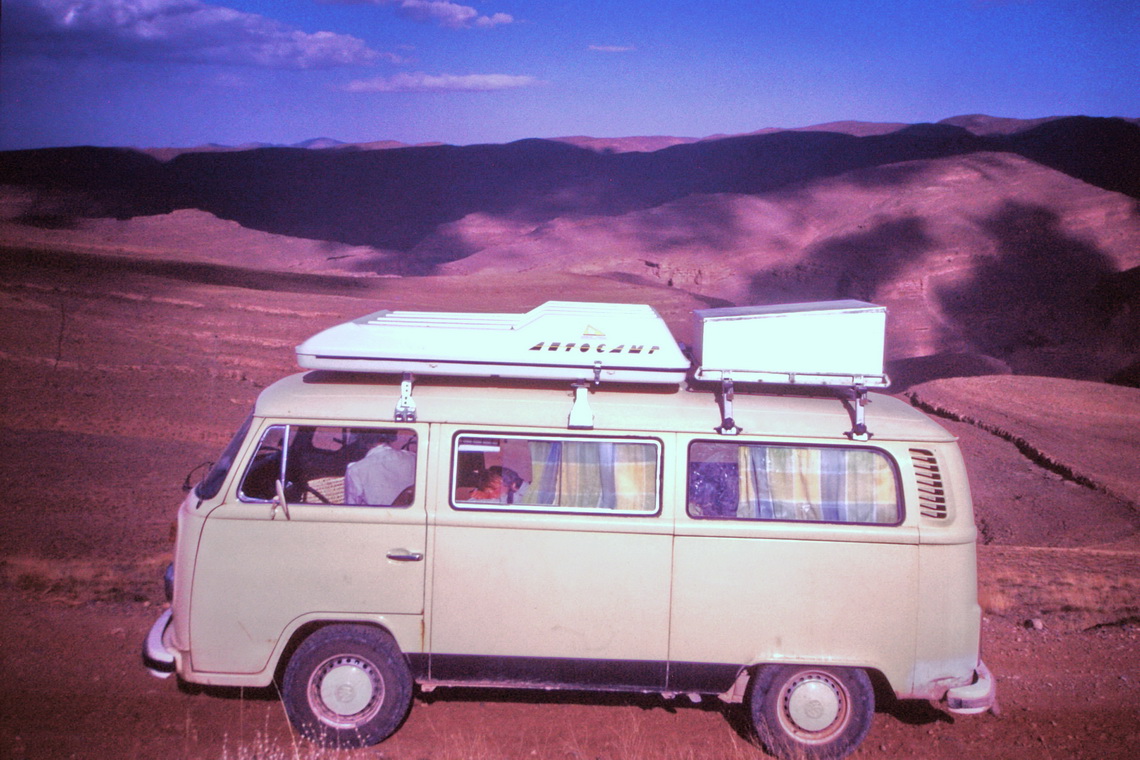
[182,461,213,492]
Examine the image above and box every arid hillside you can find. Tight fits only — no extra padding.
[1,115,1139,759]
[1,234,1138,759]
[3,115,1139,388]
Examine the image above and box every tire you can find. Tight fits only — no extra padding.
[749,664,874,760]
[282,625,413,748]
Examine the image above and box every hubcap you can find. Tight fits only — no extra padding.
[787,678,841,731]
[310,655,384,727]
[321,663,373,716]
[780,671,848,741]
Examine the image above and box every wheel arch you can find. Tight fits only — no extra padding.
[736,660,892,700]
[270,616,418,686]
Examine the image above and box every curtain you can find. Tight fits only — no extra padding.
[526,440,656,511]
[559,441,604,508]
[612,442,657,511]
[527,440,562,505]
[739,445,897,524]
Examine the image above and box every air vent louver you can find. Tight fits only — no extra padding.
[910,449,948,519]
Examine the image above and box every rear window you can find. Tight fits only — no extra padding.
[688,441,901,525]
[452,434,661,514]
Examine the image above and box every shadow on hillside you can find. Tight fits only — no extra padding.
[3,117,1138,289]
[935,201,1121,378]
[738,200,1138,389]
[744,216,936,305]
[639,196,754,256]
[1008,116,1140,199]
[806,216,935,301]
[0,126,1001,263]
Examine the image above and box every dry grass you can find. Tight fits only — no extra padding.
[979,546,1140,631]
[193,695,765,760]
[0,554,168,604]
[207,728,763,760]
[215,734,354,760]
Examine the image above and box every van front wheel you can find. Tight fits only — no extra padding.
[749,664,873,760]
[282,625,412,748]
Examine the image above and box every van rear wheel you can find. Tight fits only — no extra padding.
[749,664,873,760]
[282,625,412,748]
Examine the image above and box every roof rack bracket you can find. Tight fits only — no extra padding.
[394,372,417,422]
[568,382,595,430]
[715,377,741,435]
[846,384,871,441]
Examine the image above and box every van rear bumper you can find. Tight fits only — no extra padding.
[142,608,175,679]
[946,660,997,715]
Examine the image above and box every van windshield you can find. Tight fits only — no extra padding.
[195,414,254,500]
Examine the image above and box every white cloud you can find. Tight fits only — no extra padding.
[589,45,636,53]
[5,0,381,68]
[328,1,514,29]
[343,72,540,93]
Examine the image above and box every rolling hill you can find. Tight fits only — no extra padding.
[2,114,1138,387]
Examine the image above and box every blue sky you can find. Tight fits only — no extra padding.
[1,0,1137,150]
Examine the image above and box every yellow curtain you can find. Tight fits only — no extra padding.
[738,444,898,523]
[612,443,657,511]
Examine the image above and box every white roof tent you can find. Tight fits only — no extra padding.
[691,300,889,438]
[296,299,890,438]
[692,300,889,388]
[297,301,690,385]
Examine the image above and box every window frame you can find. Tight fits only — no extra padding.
[195,412,254,501]
[236,422,419,508]
[236,423,288,504]
[685,439,905,527]
[449,431,665,517]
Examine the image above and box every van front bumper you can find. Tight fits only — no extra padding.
[946,660,997,715]
[142,608,175,679]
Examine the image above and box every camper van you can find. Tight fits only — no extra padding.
[144,300,994,760]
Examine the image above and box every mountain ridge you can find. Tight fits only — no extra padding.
[4,116,1137,253]
[132,113,1140,157]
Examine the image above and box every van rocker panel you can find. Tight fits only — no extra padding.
[424,655,746,694]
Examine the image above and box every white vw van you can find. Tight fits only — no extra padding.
[145,300,995,760]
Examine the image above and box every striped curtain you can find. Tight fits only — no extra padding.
[527,440,656,511]
[739,445,898,524]
[611,442,657,511]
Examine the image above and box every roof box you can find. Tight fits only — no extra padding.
[692,300,889,387]
[296,301,690,384]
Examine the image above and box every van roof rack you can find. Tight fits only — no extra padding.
[691,300,889,440]
[296,299,890,438]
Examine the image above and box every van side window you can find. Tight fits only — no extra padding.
[453,435,660,514]
[238,425,417,507]
[687,441,901,525]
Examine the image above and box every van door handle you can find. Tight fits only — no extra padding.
[386,549,424,562]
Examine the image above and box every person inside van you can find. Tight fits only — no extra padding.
[466,466,524,505]
[344,430,416,506]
